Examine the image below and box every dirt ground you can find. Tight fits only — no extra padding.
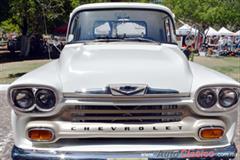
[0,92,13,160]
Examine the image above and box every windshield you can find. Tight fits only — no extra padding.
[68,9,176,44]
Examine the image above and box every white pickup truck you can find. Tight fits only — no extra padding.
[7,3,239,160]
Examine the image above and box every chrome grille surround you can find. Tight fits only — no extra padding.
[59,90,191,123]
[60,104,189,123]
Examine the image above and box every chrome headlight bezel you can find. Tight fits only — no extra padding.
[196,85,239,112]
[35,89,57,112]
[218,88,238,108]
[8,85,59,113]
[197,88,217,109]
[11,89,35,112]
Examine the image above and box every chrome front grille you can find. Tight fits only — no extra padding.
[60,105,188,123]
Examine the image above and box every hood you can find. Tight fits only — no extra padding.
[59,43,193,95]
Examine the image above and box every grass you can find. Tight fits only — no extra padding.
[194,56,240,82]
[0,56,239,84]
[0,60,50,84]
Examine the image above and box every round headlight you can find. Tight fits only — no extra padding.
[219,88,238,108]
[197,89,217,108]
[35,89,56,111]
[12,89,35,111]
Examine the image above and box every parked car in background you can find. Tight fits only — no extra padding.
[0,39,7,47]
[7,3,239,160]
[7,36,21,54]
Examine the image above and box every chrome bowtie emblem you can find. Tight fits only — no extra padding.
[109,84,147,96]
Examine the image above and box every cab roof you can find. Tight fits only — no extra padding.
[70,2,175,18]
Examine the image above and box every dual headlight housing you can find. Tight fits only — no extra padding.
[9,86,58,112]
[197,86,239,111]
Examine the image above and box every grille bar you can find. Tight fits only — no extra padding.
[72,116,181,121]
[65,109,184,114]
[60,105,187,123]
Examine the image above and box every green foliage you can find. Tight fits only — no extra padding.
[0,19,20,33]
[72,0,151,7]
[163,0,240,31]
[1,0,239,35]
[8,0,68,34]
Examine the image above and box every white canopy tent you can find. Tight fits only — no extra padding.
[218,27,233,36]
[204,27,219,36]
[235,30,240,36]
[176,24,198,36]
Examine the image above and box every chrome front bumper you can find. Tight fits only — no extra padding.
[12,143,237,160]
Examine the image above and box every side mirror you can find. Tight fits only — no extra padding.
[67,34,74,43]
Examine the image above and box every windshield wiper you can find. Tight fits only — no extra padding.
[92,38,120,42]
[122,37,160,44]
[92,37,160,44]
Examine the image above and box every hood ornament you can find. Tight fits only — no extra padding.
[109,84,147,96]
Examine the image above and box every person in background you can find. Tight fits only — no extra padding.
[183,45,192,60]
[217,36,225,56]
[218,36,224,51]
[236,38,240,56]
[227,36,232,52]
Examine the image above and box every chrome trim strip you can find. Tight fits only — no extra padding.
[63,98,193,104]
[64,92,189,99]
[73,86,181,97]
[12,144,237,159]
[146,88,179,94]
[64,93,190,98]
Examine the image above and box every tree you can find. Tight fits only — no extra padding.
[71,0,151,8]
[0,0,9,23]
[163,0,240,31]
[9,0,66,35]
[5,0,66,57]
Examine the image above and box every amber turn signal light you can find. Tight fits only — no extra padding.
[199,127,224,139]
[28,128,54,142]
